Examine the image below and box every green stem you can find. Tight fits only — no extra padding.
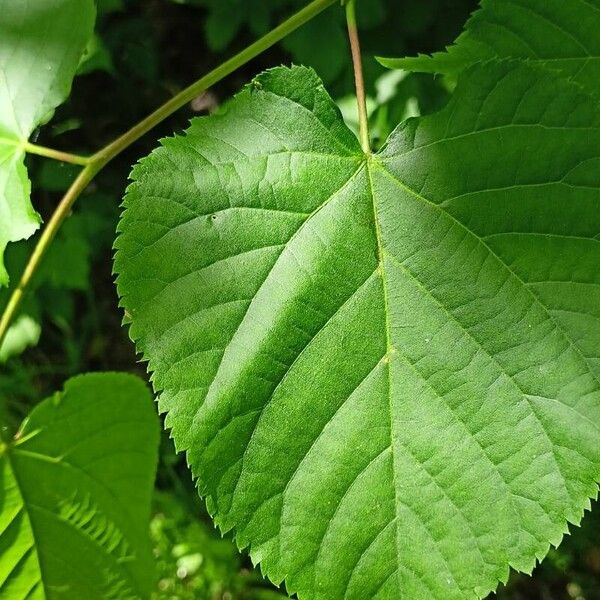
[0,163,100,347]
[345,0,370,154]
[92,0,337,165]
[0,138,90,166]
[0,0,338,348]
[23,142,91,166]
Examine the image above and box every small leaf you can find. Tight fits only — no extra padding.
[0,373,159,598]
[0,314,41,363]
[0,0,96,285]
[378,0,600,96]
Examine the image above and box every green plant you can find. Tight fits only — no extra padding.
[0,373,159,597]
[1,0,599,598]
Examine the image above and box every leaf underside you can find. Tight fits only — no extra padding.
[0,373,159,599]
[0,0,96,285]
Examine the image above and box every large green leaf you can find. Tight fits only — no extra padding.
[114,63,600,599]
[0,373,159,599]
[0,0,96,285]
[378,0,600,97]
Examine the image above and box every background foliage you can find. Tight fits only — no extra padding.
[0,0,598,598]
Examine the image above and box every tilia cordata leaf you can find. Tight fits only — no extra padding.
[0,373,159,599]
[115,62,600,599]
[0,0,96,285]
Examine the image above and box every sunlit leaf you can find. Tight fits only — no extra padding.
[0,0,96,285]
[115,63,600,599]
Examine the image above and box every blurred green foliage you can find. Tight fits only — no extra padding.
[151,489,285,599]
[171,0,474,93]
[1,1,598,598]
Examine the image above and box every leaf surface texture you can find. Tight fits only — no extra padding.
[115,62,600,599]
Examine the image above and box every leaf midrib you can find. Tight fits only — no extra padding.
[361,153,600,588]
[364,156,402,596]
[366,155,510,593]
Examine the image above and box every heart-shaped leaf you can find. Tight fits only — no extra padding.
[115,63,600,599]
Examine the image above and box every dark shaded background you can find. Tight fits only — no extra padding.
[1,0,598,598]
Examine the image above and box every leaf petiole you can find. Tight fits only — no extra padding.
[0,138,91,166]
[22,142,91,166]
[345,0,371,154]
